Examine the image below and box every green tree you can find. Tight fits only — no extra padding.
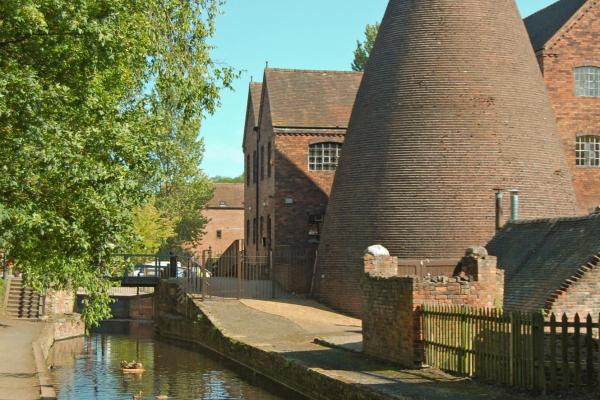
[351,22,380,72]
[211,174,244,183]
[0,0,235,326]
[132,201,176,255]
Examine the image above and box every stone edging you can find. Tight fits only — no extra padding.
[32,315,86,399]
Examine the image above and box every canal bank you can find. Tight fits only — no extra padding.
[155,281,538,400]
[49,320,295,399]
[0,315,84,400]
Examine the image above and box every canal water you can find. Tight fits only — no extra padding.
[49,321,291,400]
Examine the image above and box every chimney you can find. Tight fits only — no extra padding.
[510,189,520,221]
[495,189,504,231]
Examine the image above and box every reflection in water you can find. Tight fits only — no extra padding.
[50,321,286,400]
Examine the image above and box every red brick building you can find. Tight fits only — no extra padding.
[524,0,600,214]
[242,68,363,292]
[190,183,244,257]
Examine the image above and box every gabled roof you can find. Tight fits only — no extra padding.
[264,68,363,129]
[249,82,262,128]
[487,213,600,312]
[524,0,587,51]
[207,183,244,209]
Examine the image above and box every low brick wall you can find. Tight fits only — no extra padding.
[362,250,504,367]
[46,289,76,316]
[361,276,416,366]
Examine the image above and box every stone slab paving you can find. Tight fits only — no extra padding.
[0,319,42,400]
[195,298,545,400]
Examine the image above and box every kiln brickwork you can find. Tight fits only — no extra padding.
[242,69,362,293]
[316,0,577,317]
[362,250,504,366]
[525,0,600,214]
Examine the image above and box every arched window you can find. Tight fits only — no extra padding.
[309,142,342,171]
[576,135,600,167]
[575,66,600,97]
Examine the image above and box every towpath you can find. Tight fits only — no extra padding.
[195,298,536,400]
[0,319,42,400]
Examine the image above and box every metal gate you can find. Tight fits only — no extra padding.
[179,240,287,300]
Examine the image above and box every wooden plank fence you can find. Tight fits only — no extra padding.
[422,305,600,394]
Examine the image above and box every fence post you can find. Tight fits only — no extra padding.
[200,261,206,301]
[586,314,594,389]
[532,310,546,394]
[460,307,467,375]
[236,245,242,299]
[509,311,516,387]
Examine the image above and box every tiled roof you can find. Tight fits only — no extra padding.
[487,214,600,312]
[249,82,262,128]
[207,183,244,209]
[264,68,363,129]
[524,0,587,51]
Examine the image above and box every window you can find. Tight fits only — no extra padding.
[252,151,258,183]
[309,142,342,171]
[252,218,257,244]
[246,220,250,245]
[216,230,222,239]
[246,155,251,186]
[576,135,600,167]
[267,142,272,178]
[260,146,265,180]
[267,215,272,248]
[575,66,600,97]
[260,216,264,247]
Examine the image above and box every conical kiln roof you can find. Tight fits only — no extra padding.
[315,0,577,315]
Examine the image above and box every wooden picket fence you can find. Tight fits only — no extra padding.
[421,305,600,394]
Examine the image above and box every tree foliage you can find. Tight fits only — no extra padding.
[0,0,235,326]
[211,174,244,183]
[132,201,176,255]
[351,22,380,72]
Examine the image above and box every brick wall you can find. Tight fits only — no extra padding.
[537,3,600,214]
[192,208,244,256]
[243,85,346,292]
[550,263,600,319]
[362,251,504,366]
[129,295,154,320]
[46,289,75,316]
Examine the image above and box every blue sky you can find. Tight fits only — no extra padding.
[200,0,557,178]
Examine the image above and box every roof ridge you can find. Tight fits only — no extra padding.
[546,0,594,50]
[265,67,363,75]
[505,212,600,226]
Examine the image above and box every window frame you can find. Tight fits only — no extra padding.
[575,66,600,97]
[308,142,342,171]
[576,135,600,167]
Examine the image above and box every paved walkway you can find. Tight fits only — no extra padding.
[0,319,42,400]
[195,298,538,400]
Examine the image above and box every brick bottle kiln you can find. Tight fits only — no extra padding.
[315,0,578,316]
